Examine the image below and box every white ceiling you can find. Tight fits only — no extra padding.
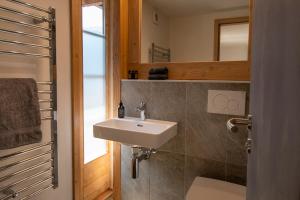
[146,0,249,17]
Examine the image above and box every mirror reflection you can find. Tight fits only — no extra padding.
[141,0,250,63]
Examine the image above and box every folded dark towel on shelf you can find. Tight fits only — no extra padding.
[149,67,168,75]
[148,67,169,80]
[148,74,168,80]
[0,78,42,150]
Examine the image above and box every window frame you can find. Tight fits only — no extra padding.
[213,16,250,61]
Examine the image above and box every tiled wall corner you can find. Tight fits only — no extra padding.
[121,80,250,200]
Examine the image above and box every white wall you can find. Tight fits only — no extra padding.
[141,0,170,63]
[41,1,72,199]
[32,0,72,199]
[169,8,249,62]
[0,0,72,199]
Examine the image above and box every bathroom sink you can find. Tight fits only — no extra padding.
[93,117,177,149]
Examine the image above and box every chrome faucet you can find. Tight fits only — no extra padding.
[136,101,146,121]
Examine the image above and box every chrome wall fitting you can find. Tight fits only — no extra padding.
[131,146,156,179]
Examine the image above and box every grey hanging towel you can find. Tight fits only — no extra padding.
[0,78,42,150]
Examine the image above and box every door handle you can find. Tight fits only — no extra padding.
[227,115,253,154]
[227,115,252,133]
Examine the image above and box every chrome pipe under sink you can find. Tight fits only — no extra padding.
[131,147,156,179]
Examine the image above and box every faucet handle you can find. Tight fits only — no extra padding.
[137,101,146,111]
[140,101,145,108]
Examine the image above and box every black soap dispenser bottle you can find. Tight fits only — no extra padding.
[118,101,125,118]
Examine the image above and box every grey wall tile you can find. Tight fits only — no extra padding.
[186,83,250,164]
[121,81,250,200]
[186,83,228,162]
[184,156,226,194]
[121,81,152,118]
[121,145,150,200]
[149,82,186,154]
[226,163,247,186]
[225,128,248,166]
[149,151,184,200]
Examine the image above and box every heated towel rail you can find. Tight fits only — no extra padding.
[150,42,171,63]
[0,0,58,199]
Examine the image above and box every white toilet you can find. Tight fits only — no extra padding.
[186,177,246,200]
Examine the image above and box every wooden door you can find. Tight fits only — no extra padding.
[247,0,300,199]
[83,144,111,200]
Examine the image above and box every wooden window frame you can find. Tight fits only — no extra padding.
[213,16,250,61]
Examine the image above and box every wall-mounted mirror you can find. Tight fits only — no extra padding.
[141,0,250,63]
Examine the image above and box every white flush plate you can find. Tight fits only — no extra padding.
[207,90,246,116]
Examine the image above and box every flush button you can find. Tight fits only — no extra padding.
[207,90,246,116]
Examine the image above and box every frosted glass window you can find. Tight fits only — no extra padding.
[219,23,249,61]
[82,6,107,164]
[83,6,104,35]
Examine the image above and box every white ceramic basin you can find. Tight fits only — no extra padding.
[93,117,177,149]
